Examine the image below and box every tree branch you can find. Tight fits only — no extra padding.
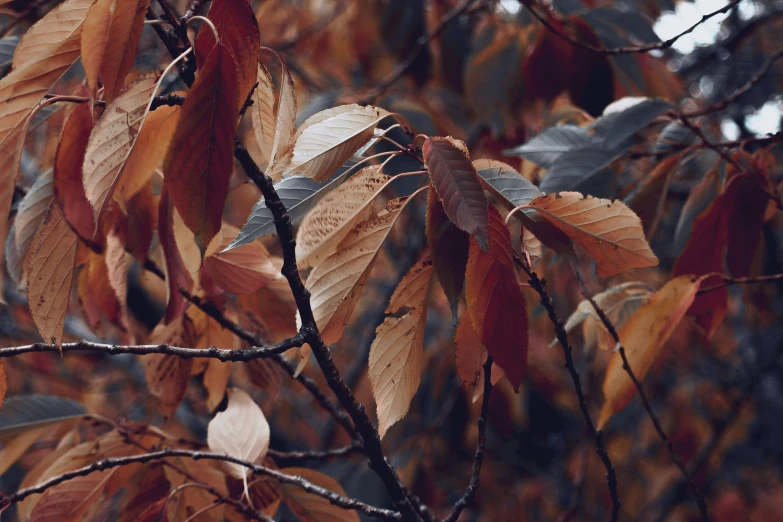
[696,272,783,295]
[268,442,364,464]
[443,357,493,522]
[516,255,621,522]
[571,270,709,522]
[520,0,741,56]
[0,449,400,521]
[0,337,304,361]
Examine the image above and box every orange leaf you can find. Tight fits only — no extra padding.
[195,0,260,110]
[598,275,703,428]
[454,309,504,402]
[423,136,489,250]
[142,317,196,416]
[279,468,360,522]
[81,0,116,97]
[25,205,78,348]
[465,205,528,391]
[158,187,194,323]
[163,43,241,254]
[523,192,659,277]
[203,224,278,294]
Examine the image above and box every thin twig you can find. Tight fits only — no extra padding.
[697,272,783,295]
[0,449,400,520]
[359,0,480,104]
[0,337,304,361]
[520,0,741,56]
[571,269,709,522]
[683,47,783,117]
[268,442,363,464]
[515,255,621,522]
[442,357,493,522]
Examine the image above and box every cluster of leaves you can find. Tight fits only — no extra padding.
[0,0,782,521]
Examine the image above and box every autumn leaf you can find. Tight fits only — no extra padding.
[158,187,194,323]
[195,0,260,110]
[14,171,53,278]
[425,185,468,319]
[143,317,196,416]
[54,103,99,243]
[252,62,276,168]
[270,104,391,181]
[454,313,504,402]
[369,255,434,438]
[82,72,161,226]
[295,165,390,268]
[81,0,149,102]
[203,224,278,294]
[0,0,92,298]
[114,103,180,208]
[423,136,489,250]
[163,42,240,254]
[207,388,270,496]
[598,275,703,428]
[25,205,78,348]
[30,469,117,522]
[279,467,360,522]
[465,204,528,391]
[252,49,297,171]
[522,192,659,277]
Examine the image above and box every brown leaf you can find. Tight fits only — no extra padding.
[279,467,360,522]
[268,53,297,168]
[163,43,240,254]
[0,0,93,299]
[83,71,161,226]
[252,63,276,168]
[77,248,122,330]
[425,185,468,318]
[114,103,180,208]
[163,457,227,521]
[158,187,194,323]
[423,136,489,250]
[523,192,659,277]
[454,313,503,402]
[598,275,703,428]
[81,0,116,97]
[305,197,408,346]
[270,104,391,181]
[105,228,129,326]
[143,317,196,416]
[195,0,260,110]
[54,103,99,243]
[26,205,78,347]
[14,171,53,277]
[369,255,434,437]
[207,388,270,479]
[465,205,527,391]
[116,178,157,262]
[202,224,278,294]
[30,469,117,522]
[295,165,390,268]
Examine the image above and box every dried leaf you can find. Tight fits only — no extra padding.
[271,104,390,181]
[425,186,468,319]
[369,256,434,438]
[81,0,116,96]
[305,197,408,346]
[252,63,276,167]
[465,205,527,391]
[25,205,78,347]
[295,165,390,268]
[163,43,240,254]
[0,426,48,477]
[207,388,270,480]
[30,468,117,522]
[105,228,129,325]
[158,187,194,323]
[203,224,278,294]
[279,467,360,522]
[598,275,702,428]
[114,103,180,208]
[14,171,53,268]
[143,317,195,416]
[423,136,489,250]
[523,192,658,277]
[54,103,98,242]
[195,0,260,110]
[454,314,503,402]
[268,54,296,168]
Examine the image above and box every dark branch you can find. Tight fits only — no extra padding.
[516,255,621,522]
[268,442,363,464]
[571,270,709,522]
[0,337,304,361]
[697,272,783,295]
[520,0,741,56]
[443,357,493,522]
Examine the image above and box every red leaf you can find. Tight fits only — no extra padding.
[158,186,193,323]
[163,42,241,254]
[54,103,100,244]
[425,186,468,318]
[465,205,528,390]
[423,136,489,250]
[195,0,260,110]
